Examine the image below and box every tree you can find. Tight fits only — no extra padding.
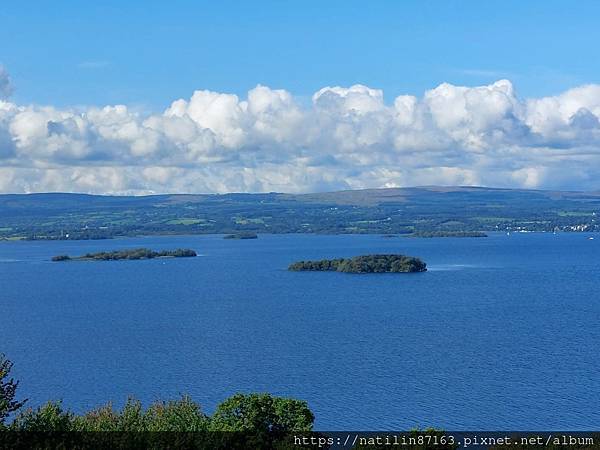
[10,401,73,431]
[210,393,315,449]
[210,393,314,433]
[0,353,27,425]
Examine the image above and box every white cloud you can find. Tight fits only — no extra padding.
[1,74,600,194]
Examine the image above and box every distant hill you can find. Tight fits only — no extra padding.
[0,186,599,240]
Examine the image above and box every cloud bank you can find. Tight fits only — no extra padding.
[1,71,600,194]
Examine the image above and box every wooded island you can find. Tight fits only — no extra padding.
[223,232,258,239]
[52,248,197,261]
[289,254,427,273]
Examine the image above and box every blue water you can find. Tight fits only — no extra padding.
[1,233,599,429]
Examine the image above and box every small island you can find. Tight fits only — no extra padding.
[408,231,488,238]
[288,254,427,274]
[223,232,258,239]
[51,248,197,262]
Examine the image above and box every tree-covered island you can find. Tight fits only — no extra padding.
[288,254,427,273]
[408,231,488,238]
[223,232,258,239]
[51,248,197,262]
[381,231,487,238]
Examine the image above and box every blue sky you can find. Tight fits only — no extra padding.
[2,0,599,108]
[1,1,600,194]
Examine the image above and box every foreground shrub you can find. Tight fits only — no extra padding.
[10,401,73,432]
[0,354,27,426]
[1,354,316,448]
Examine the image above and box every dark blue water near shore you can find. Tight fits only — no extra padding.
[1,233,599,429]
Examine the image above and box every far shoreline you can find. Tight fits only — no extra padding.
[1,230,595,244]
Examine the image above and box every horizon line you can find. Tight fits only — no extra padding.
[1,185,597,198]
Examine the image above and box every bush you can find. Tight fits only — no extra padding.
[10,401,73,431]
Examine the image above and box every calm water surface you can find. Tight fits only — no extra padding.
[1,233,599,429]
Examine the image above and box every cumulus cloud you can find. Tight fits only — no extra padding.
[1,74,600,194]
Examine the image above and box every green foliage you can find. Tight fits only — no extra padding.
[8,397,209,449]
[71,402,121,431]
[143,396,209,432]
[288,259,345,271]
[289,254,427,273]
[338,255,426,273]
[114,398,145,430]
[69,396,209,432]
[0,353,26,425]
[208,394,314,449]
[10,401,73,431]
[210,393,314,433]
[3,393,310,449]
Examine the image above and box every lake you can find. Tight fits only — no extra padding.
[1,233,599,429]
